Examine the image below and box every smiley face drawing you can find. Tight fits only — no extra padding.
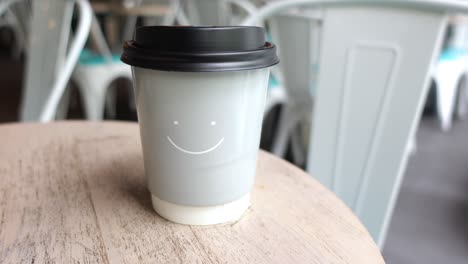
[166,120,225,155]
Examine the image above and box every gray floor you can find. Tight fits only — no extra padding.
[383,117,468,264]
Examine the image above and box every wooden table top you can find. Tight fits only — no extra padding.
[0,122,384,263]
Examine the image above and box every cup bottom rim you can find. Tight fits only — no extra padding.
[151,193,250,225]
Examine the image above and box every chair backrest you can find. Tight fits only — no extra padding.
[183,0,256,26]
[267,9,322,105]
[19,0,91,121]
[37,0,92,121]
[243,0,468,247]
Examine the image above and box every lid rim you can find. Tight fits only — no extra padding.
[121,56,280,72]
[121,26,279,72]
[124,41,276,56]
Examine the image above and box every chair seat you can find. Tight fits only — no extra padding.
[439,47,468,61]
[432,48,468,131]
[78,49,121,65]
[268,74,280,89]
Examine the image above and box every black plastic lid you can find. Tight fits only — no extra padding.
[121,26,279,72]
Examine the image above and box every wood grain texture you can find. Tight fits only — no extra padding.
[0,122,384,263]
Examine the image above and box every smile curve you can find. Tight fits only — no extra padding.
[167,136,224,155]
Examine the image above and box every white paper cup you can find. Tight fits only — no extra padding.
[122,26,279,225]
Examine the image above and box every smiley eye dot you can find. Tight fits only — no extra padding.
[211,121,216,126]
[173,121,179,125]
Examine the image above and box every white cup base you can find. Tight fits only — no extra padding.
[151,193,251,225]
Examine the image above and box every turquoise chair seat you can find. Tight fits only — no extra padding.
[269,74,280,89]
[79,49,121,65]
[440,48,468,61]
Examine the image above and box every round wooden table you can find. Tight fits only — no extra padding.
[0,122,384,263]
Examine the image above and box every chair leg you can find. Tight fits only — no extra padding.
[272,106,299,157]
[456,75,468,120]
[435,78,455,132]
[55,84,71,120]
[128,83,136,112]
[105,84,117,119]
[80,82,107,121]
[291,124,306,166]
[407,135,417,156]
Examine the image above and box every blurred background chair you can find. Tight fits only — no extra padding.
[431,16,468,131]
[23,0,183,121]
[182,0,257,26]
[72,14,132,120]
[432,48,468,131]
[20,0,261,121]
[37,0,92,121]
[266,9,322,166]
[20,0,92,121]
[243,0,468,248]
[77,0,185,121]
[0,0,29,59]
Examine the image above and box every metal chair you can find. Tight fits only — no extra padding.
[72,13,132,120]
[38,0,92,121]
[432,47,468,131]
[432,17,468,131]
[243,0,468,247]
[267,9,323,165]
[72,0,187,121]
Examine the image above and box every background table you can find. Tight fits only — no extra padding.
[0,122,384,263]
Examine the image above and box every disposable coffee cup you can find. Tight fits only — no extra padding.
[122,26,279,225]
